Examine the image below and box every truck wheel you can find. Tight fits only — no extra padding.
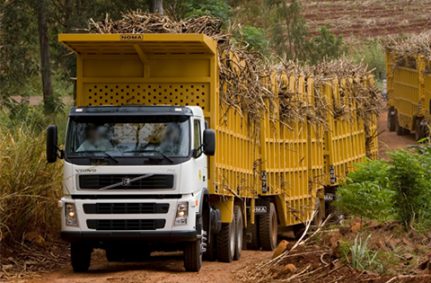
[71,242,92,272]
[415,118,428,140]
[233,205,244,260]
[258,202,278,251]
[395,114,407,136]
[184,239,202,272]
[202,204,217,261]
[216,221,235,262]
[203,231,217,261]
[246,222,259,250]
[387,108,396,132]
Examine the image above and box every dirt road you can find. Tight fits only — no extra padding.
[24,250,270,283]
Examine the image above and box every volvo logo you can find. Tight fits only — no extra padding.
[122,177,131,186]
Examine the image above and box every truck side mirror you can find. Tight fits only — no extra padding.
[46,125,58,163]
[203,129,216,156]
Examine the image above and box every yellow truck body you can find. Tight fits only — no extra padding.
[386,50,431,138]
[60,33,377,251]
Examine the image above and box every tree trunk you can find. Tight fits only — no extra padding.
[36,0,54,113]
[150,0,164,15]
[64,0,73,32]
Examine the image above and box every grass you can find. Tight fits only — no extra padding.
[349,234,383,272]
[0,108,65,244]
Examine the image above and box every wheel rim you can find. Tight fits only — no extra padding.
[271,212,277,247]
[230,223,235,256]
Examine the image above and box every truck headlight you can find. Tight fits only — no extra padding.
[65,203,78,226]
[175,202,188,225]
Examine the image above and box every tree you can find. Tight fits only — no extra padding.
[35,0,55,113]
[149,0,164,15]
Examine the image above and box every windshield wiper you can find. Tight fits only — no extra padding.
[101,152,119,163]
[136,150,174,163]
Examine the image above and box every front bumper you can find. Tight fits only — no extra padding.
[61,230,199,242]
[59,193,201,234]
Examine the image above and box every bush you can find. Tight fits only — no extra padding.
[389,150,431,229]
[233,25,270,54]
[307,27,345,64]
[336,147,431,230]
[335,160,395,221]
[350,40,385,79]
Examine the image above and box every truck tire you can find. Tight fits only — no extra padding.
[202,204,217,261]
[415,118,428,140]
[387,108,396,132]
[216,221,235,262]
[246,222,260,250]
[184,239,202,272]
[233,205,243,260]
[258,202,278,251]
[71,242,92,272]
[395,114,407,136]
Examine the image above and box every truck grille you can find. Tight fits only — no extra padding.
[87,219,165,230]
[79,174,174,190]
[83,203,169,214]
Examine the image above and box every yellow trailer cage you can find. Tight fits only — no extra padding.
[259,72,325,228]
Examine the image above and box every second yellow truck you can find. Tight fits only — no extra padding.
[386,49,431,139]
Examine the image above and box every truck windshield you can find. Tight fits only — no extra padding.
[66,116,190,158]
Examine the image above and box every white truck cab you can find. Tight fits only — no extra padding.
[47,105,216,272]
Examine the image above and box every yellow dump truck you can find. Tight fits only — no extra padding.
[46,33,377,272]
[386,50,431,139]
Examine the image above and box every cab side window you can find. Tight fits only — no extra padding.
[193,119,202,151]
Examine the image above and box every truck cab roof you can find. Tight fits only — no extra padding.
[69,105,203,118]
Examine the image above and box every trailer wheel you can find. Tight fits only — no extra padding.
[415,118,428,140]
[71,242,92,272]
[216,221,235,262]
[246,222,260,250]
[184,239,202,272]
[233,205,244,260]
[395,114,408,136]
[258,202,278,251]
[387,108,396,132]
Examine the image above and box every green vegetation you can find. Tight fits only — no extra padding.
[349,234,383,273]
[0,118,63,244]
[335,160,395,221]
[350,40,386,79]
[336,145,431,230]
[389,149,431,229]
[1,0,349,117]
